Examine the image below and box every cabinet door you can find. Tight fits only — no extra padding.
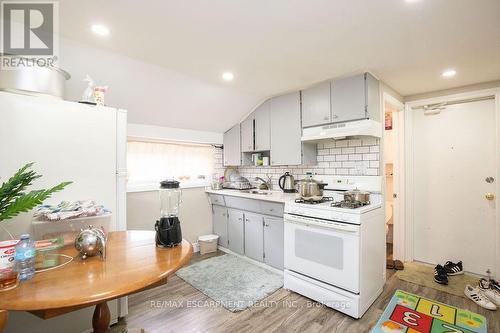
[301,81,331,128]
[254,100,270,151]
[244,212,264,262]
[264,216,284,270]
[227,209,245,254]
[223,124,241,166]
[241,116,254,152]
[270,92,302,165]
[212,205,228,247]
[331,73,367,123]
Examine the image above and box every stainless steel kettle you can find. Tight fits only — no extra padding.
[278,172,295,193]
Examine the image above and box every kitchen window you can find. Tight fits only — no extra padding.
[127,140,214,191]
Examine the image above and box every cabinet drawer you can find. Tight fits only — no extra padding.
[260,201,284,217]
[208,194,225,206]
[224,196,261,212]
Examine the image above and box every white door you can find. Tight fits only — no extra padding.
[412,99,496,275]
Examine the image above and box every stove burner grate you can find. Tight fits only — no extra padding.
[294,197,334,205]
[331,200,370,209]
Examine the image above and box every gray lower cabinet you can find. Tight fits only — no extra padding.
[244,212,264,262]
[263,216,284,270]
[212,205,228,247]
[227,208,245,254]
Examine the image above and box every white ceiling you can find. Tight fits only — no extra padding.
[58,0,500,131]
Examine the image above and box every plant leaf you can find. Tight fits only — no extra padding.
[0,181,72,222]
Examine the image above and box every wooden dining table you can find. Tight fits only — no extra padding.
[0,230,193,333]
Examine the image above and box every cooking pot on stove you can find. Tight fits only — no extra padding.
[344,189,370,204]
[295,173,328,202]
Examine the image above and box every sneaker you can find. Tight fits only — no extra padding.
[490,279,500,292]
[444,260,463,276]
[479,278,500,306]
[434,265,448,285]
[464,284,497,310]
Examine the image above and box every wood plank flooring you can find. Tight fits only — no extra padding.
[114,251,499,333]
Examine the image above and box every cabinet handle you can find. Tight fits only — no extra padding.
[265,224,269,227]
[323,116,329,120]
[332,115,338,119]
[269,209,274,212]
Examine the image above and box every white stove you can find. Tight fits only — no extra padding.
[283,176,385,318]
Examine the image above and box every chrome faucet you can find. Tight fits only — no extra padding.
[255,175,272,190]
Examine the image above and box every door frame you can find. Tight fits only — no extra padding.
[404,88,500,277]
[382,92,406,262]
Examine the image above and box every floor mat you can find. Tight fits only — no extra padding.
[371,289,487,333]
[397,262,479,298]
[175,253,283,312]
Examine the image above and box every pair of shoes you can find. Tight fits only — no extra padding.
[434,265,449,285]
[464,284,497,310]
[433,261,463,285]
[478,278,500,306]
[444,261,463,276]
[386,259,405,270]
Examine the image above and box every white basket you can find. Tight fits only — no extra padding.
[198,234,219,255]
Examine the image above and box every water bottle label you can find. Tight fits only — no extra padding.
[15,248,35,260]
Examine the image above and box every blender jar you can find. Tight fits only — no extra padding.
[159,180,182,217]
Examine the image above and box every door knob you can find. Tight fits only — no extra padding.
[485,193,495,201]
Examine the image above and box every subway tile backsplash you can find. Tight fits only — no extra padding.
[214,137,380,188]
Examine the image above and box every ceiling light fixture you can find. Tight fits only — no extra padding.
[222,72,234,81]
[91,24,110,37]
[441,69,457,78]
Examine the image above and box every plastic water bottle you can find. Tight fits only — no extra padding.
[14,234,36,281]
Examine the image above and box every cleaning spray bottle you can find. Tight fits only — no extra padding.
[81,75,94,103]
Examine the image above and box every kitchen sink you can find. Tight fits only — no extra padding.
[241,190,272,195]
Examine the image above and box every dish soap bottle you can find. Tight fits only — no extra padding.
[81,75,94,103]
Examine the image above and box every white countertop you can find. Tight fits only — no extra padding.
[205,188,296,203]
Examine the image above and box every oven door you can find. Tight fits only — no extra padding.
[284,213,360,293]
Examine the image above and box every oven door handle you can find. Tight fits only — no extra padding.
[284,214,359,233]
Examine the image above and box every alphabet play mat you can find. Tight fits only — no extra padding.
[371,290,487,333]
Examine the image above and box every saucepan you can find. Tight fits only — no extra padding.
[344,189,370,204]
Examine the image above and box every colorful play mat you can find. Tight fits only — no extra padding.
[371,290,487,333]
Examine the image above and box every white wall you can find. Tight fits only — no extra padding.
[58,38,260,133]
[127,187,213,244]
[128,123,222,145]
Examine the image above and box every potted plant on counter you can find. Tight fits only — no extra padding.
[0,162,71,291]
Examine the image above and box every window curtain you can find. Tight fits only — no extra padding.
[127,141,214,184]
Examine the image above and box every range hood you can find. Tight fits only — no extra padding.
[301,119,382,142]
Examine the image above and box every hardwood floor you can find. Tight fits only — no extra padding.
[115,251,499,333]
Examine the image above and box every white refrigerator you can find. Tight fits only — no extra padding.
[0,91,127,333]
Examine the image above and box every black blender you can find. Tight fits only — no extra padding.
[155,180,183,247]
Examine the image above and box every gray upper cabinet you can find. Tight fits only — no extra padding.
[331,72,380,123]
[270,92,302,165]
[241,117,254,153]
[223,124,241,166]
[254,100,270,151]
[212,205,228,247]
[270,92,316,166]
[244,212,264,262]
[263,216,284,270]
[301,81,331,128]
[227,209,245,254]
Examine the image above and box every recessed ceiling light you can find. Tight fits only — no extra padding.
[222,72,234,81]
[91,24,110,37]
[441,69,457,78]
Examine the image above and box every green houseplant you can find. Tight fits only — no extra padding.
[0,162,71,225]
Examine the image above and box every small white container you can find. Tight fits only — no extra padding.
[198,234,219,255]
[32,214,111,246]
